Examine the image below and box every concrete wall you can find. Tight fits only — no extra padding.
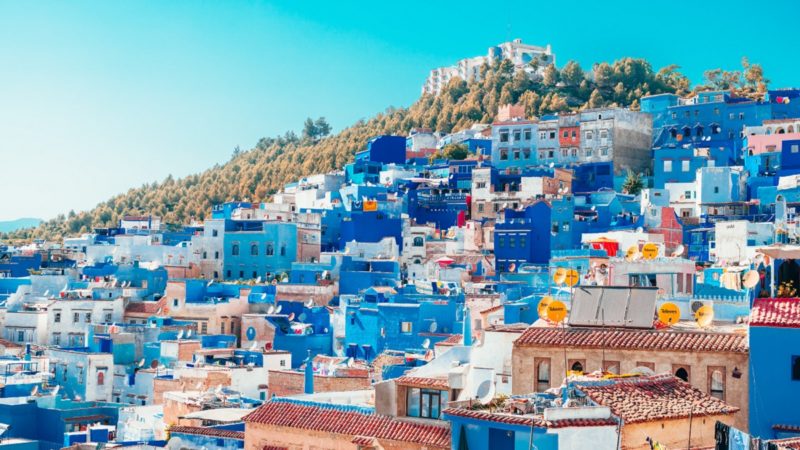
[266,370,370,397]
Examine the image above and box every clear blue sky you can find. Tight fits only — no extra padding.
[1,0,798,221]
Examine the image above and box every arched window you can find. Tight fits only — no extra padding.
[231,244,239,256]
[536,360,550,391]
[675,367,689,382]
[695,125,704,137]
[670,128,678,138]
[97,371,105,385]
[710,369,725,400]
[777,127,786,134]
[265,244,274,256]
[682,126,692,138]
[413,237,424,247]
[250,244,259,256]
[789,125,795,133]
[571,361,584,372]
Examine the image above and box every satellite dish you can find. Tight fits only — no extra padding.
[207,280,214,287]
[275,305,283,314]
[261,293,267,300]
[43,290,49,297]
[267,305,275,314]
[137,358,145,368]
[249,342,258,351]
[305,299,314,308]
[552,267,567,285]
[642,242,659,260]
[537,296,553,319]
[657,303,680,326]
[508,262,516,273]
[298,313,307,322]
[564,269,580,287]
[186,330,192,338]
[167,437,185,450]
[429,322,438,333]
[255,276,262,284]
[695,305,714,328]
[177,330,184,340]
[743,270,760,289]
[288,312,295,321]
[632,366,655,376]
[636,227,644,233]
[31,385,38,396]
[671,244,685,257]
[590,205,596,211]
[549,162,555,169]
[475,379,494,404]
[690,300,704,314]
[52,386,60,397]
[346,357,354,367]
[546,300,568,323]
[422,338,431,349]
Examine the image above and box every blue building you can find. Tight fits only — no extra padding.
[357,135,407,165]
[491,119,537,170]
[223,221,297,280]
[749,298,800,438]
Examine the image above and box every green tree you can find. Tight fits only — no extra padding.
[443,143,469,160]
[622,171,644,195]
[542,64,560,88]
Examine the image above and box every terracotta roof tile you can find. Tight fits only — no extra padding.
[168,425,244,440]
[243,399,449,448]
[770,438,800,449]
[441,408,617,429]
[774,424,800,432]
[514,326,747,353]
[437,334,463,346]
[395,376,449,389]
[576,375,739,424]
[480,304,504,315]
[751,298,800,328]
[126,298,166,314]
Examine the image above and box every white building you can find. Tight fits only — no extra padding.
[48,297,124,347]
[422,39,554,96]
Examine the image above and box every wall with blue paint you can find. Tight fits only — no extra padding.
[223,222,297,279]
[749,325,800,438]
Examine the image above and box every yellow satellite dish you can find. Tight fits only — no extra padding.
[742,270,760,289]
[695,305,714,328]
[546,300,568,323]
[553,268,567,285]
[537,296,553,319]
[625,245,639,261]
[657,302,680,326]
[564,269,580,287]
[642,242,659,260]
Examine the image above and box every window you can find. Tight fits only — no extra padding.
[585,131,593,140]
[226,270,231,278]
[239,270,244,278]
[280,245,286,256]
[714,186,719,194]
[250,244,258,256]
[519,236,527,247]
[681,160,690,172]
[562,130,568,138]
[104,312,112,323]
[570,360,585,373]
[549,131,556,139]
[600,148,609,156]
[714,107,720,115]
[73,313,80,323]
[739,113,744,120]
[671,112,677,119]
[792,144,800,154]
[252,271,257,278]
[571,130,576,138]
[599,130,608,140]
[508,236,516,248]
[535,359,550,391]
[201,322,208,334]
[636,361,655,371]
[603,360,620,374]
[214,251,219,260]
[173,298,179,307]
[54,312,61,323]
[231,244,239,256]
[413,236,424,247]
[97,371,105,386]
[400,322,412,333]
[500,148,509,160]
[709,367,725,400]
[524,129,532,140]
[586,149,593,157]
[266,243,274,256]
[513,130,521,141]
[52,334,60,346]
[674,365,690,382]
[513,150,520,160]
[280,359,286,367]
[791,356,800,381]
[17,331,24,342]
[539,131,546,140]
[548,150,554,158]
[499,130,509,142]
[407,388,446,419]
[663,160,673,172]
[202,251,208,259]
[221,323,226,334]
[477,203,484,213]
[670,128,678,138]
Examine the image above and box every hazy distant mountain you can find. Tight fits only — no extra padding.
[0,218,42,233]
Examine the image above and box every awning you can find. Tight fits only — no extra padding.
[757,245,800,260]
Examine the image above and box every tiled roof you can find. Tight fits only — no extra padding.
[770,438,800,450]
[576,375,739,424]
[168,425,244,440]
[395,375,449,389]
[514,326,748,353]
[243,399,449,447]
[480,304,504,314]
[750,298,800,328]
[774,424,800,432]
[436,334,463,346]
[126,298,165,314]
[442,408,617,429]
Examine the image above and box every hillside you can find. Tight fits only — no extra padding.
[3,57,767,242]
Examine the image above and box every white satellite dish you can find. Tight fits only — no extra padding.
[636,227,644,233]
[51,386,60,397]
[43,290,49,297]
[207,280,214,287]
[137,358,145,368]
[671,244,685,257]
[549,162,555,168]
[475,379,494,404]
[421,338,431,349]
[267,305,275,314]
[429,322,438,333]
[31,385,38,396]
[186,330,192,338]
[255,276,262,284]
[275,305,283,314]
[591,205,596,211]
[305,299,314,308]
[249,342,257,351]
[177,330,184,340]
[260,293,267,300]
